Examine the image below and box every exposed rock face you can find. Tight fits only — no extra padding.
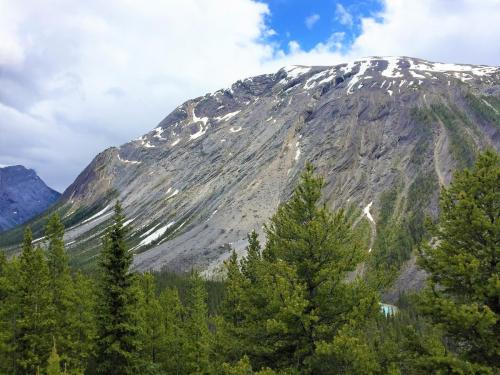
[2,57,499,282]
[0,166,60,231]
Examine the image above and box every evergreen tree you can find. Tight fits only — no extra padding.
[240,231,261,282]
[46,213,69,293]
[215,251,248,364]
[17,227,54,372]
[0,254,23,374]
[183,271,211,374]
[137,272,165,373]
[0,250,15,373]
[157,287,186,374]
[95,201,140,375]
[220,164,380,373]
[45,214,75,368]
[418,150,500,372]
[70,272,96,372]
[47,340,63,375]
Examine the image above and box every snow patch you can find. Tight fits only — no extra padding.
[294,141,301,161]
[136,135,155,148]
[190,125,206,140]
[363,202,375,224]
[123,217,135,227]
[346,59,373,94]
[215,110,241,122]
[117,155,141,165]
[138,222,175,247]
[190,107,209,140]
[82,204,113,224]
[205,209,218,223]
[140,223,162,238]
[381,57,403,78]
[282,65,311,80]
[316,68,337,86]
[409,70,426,79]
[408,58,498,79]
[171,138,181,146]
[166,189,179,200]
[303,69,330,89]
[153,127,166,140]
[229,126,242,133]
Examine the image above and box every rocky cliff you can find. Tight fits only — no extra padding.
[0,166,60,231]
[1,57,499,289]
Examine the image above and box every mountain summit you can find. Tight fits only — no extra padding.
[2,57,499,289]
[0,165,60,231]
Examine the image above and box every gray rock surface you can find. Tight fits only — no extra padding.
[0,165,60,231]
[2,57,499,287]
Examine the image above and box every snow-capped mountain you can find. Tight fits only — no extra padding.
[1,57,498,295]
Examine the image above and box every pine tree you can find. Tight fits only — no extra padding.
[46,213,69,292]
[137,272,165,371]
[183,271,211,374]
[157,287,186,374]
[215,251,248,364]
[17,227,54,372]
[47,340,63,375]
[240,231,261,282]
[45,214,74,368]
[95,201,140,375]
[70,272,96,372]
[0,250,15,373]
[220,164,380,373]
[418,150,500,372]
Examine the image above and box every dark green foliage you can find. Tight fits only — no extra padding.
[47,341,63,375]
[0,250,18,373]
[153,267,225,315]
[0,155,499,374]
[183,271,212,374]
[17,227,55,372]
[95,201,141,375]
[418,150,500,372]
[45,214,73,367]
[465,93,500,127]
[431,103,476,168]
[409,107,435,166]
[218,164,380,374]
[370,171,438,284]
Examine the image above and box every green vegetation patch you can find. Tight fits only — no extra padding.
[430,104,476,168]
[370,171,437,285]
[465,93,500,127]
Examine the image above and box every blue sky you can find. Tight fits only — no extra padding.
[0,0,499,190]
[263,0,383,52]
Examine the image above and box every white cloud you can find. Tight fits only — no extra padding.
[348,0,500,65]
[0,0,275,190]
[0,0,499,191]
[335,4,353,27]
[270,0,500,68]
[305,14,320,29]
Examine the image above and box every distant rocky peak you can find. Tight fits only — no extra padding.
[0,165,60,232]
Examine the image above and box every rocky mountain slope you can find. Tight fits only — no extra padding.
[1,57,499,292]
[0,166,60,231]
